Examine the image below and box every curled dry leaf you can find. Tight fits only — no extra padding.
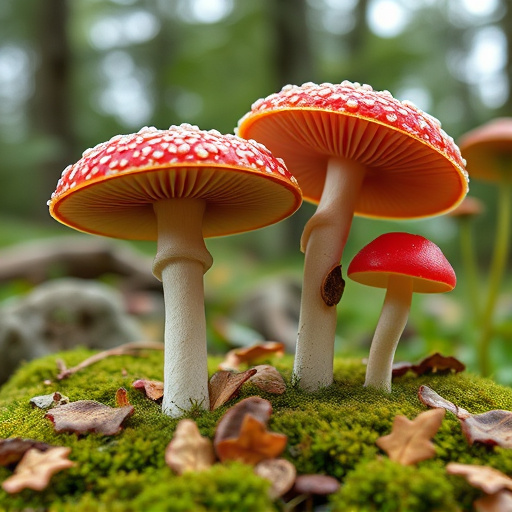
[1,447,75,494]
[376,408,445,466]
[219,342,285,371]
[0,439,53,467]
[132,379,164,401]
[165,419,215,475]
[392,352,465,378]
[248,365,286,395]
[419,385,512,448]
[30,392,69,410]
[254,458,296,499]
[446,463,512,495]
[46,394,134,436]
[474,491,512,512]
[293,474,341,496]
[208,368,257,411]
[214,396,287,465]
[115,388,131,407]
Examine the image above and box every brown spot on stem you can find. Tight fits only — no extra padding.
[321,265,344,306]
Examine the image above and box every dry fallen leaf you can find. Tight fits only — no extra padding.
[446,463,512,495]
[115,388,131,407]
[419,385,512,448]
[215,414,287,465]
[1,447,75,494]
[293,474,341,496]
[208,369,257,410]
[376,408,445,465]
[0,439,52,467]
[474,491,512,512]
[165,419,215,475]
[392,353,465,378]
[46,393,134,436]
[219,342,285,371]
[248,365,286,395]
[214,396,287,465]
[414,353,465,375]
[254,458,296,499]
[132,379,164,401]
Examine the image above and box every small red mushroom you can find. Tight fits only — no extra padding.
[49,124,302,417]
[237,81,468,391]
[347,232,456,392]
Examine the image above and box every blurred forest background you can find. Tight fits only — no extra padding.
[0,0,511,379]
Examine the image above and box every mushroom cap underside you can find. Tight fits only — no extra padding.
[50,164,302,240]
[239,109,467,219]
[347,232,456,293]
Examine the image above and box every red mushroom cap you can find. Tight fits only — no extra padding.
[237,81,468,219]
[458,117,512,182]
[49,124,302,240]
[347,232,456,293]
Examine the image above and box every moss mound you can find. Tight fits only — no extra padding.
[0,348,511,511]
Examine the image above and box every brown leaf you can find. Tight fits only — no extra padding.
[1,447,75,494]
[132,379,164,401]
[248,365,286,395]
[321,264,345,307]
[413,353,465,375]
[214,396,287,465]
[446,463,512,494]
[474,491,512,512]
[293,474,341,496]
[165,419,215,475]
[215,414,287,465]
[254,458,296,499]
[0,439,53,467]
[208,369,257,410]
[392,353,465,379]
[46,399,134,436]
[219,342,285,371]
[376,408,445,465]
[419,385,512,448]
[115,388,131,407]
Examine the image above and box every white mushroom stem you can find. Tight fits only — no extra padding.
[364,274,413,393]
[293,156,365,391]
[152,198,213,417]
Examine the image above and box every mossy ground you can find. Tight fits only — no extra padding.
[0,348,511,511]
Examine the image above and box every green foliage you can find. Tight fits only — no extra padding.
[1,349,512,510]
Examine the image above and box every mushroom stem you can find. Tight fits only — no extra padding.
[293,156,365,390]
[478,178,511,376]
[364,274,413,392]
[152,198,213,417]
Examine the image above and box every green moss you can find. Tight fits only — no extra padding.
[0,348,511,510]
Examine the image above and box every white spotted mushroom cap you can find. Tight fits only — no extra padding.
[237,81,468,219]
[49,124,302,240]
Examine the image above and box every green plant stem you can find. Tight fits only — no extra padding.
[478,179,511,376]
[459,217,481,321]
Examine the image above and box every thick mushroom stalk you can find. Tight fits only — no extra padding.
[293,156,365,390]
[152,198,213,417]
[364,275,412,392]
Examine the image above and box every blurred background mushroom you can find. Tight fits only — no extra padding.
[0,0,511,382]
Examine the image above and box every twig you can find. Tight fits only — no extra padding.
[56,341,164,380]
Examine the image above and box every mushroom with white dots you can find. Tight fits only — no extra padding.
[49,124,302,417]
[237,81,468,391]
